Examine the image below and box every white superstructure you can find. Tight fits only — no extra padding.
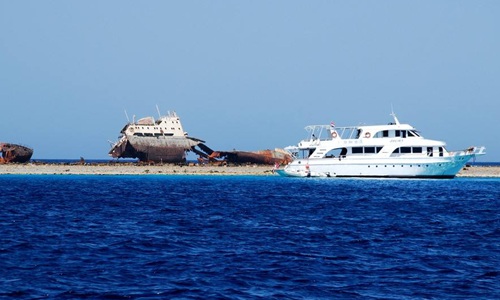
[278,113,485,178]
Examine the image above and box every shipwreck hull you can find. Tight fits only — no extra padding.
[109,136,202,163]
[1,143,34,163]
[209,149,293,165]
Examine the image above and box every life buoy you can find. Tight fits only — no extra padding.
[331,131,338,138]
[365,132,371,138]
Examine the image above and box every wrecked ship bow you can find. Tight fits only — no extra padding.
[1,143,34,163]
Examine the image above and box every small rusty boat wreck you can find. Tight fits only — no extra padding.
[0,143,33,163]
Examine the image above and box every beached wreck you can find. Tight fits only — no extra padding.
[109,109,293,165]
[0,143,33,163]
[201,148,293,165]
[109,111,210,163]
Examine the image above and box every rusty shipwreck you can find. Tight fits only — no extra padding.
[109,109,293,165]
[0,143,33,163]
[109,111,209,163]
[201,148,292,165]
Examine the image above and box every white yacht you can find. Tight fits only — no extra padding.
[277,113,485,178]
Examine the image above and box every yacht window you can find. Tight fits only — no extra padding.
[439,147,444,157]
[392,148,400,154]
[382,130,389,137]
[325,148,343,158]
[352,147,363,154]
[376,147,383,153]
[408,131,420,137]
[412,147,422,153]
[401,147,411,153]
[402,131,407,138]
[364,147,376,154]
[395,130,400,137]
[427,147,433,157]
[340,148,348,157]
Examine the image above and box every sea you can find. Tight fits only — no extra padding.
[1,174,499,299]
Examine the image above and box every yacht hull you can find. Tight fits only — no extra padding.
[278,154,476,179]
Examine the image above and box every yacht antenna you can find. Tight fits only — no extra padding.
[156,105,162,118]
[390,105,400,125]
[124,110,130,123]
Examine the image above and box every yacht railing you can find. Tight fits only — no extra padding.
[304,125,359,140]
[449,146,486,157]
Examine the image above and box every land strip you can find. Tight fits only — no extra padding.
[0,163,499,177]
[0,163,275,176]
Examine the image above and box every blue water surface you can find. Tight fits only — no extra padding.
[1,175,499,299]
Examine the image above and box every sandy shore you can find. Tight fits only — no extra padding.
[456,166,500,178]
[0,163,499,177]
[0,163,276,176]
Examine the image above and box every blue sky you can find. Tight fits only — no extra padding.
[1,1,498,161]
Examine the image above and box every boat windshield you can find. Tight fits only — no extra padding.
[305,125,359,140]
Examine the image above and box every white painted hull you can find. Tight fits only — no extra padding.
[279,154,476,179]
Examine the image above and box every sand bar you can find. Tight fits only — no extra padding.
[0,163,276,176]
[456,166,500,178]
[0,163,499,177]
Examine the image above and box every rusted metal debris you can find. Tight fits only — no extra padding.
[197,146,293,165]
[0,143,34,163]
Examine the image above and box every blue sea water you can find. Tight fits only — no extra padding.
[0,175,499,299]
